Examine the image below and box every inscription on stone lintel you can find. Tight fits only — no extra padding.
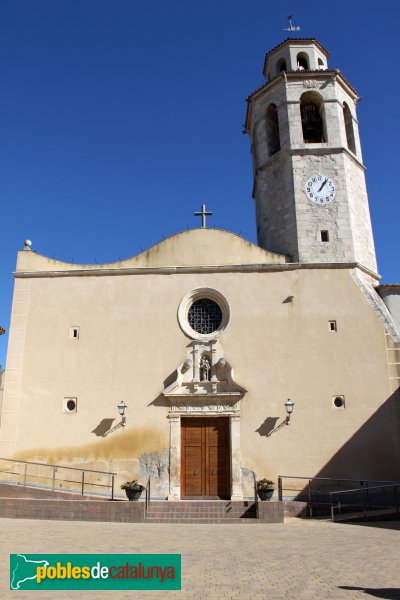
[303,80,319,88]
[171,402,238,413]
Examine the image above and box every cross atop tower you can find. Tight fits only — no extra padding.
[194,204,213,228]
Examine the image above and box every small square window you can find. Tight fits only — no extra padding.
[332,396,345,409]
[329,320,337,332]
[320,230,329,242]
[64,397,77,413]
[70,327,80,340]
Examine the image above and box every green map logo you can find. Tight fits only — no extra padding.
[10,554,181,590]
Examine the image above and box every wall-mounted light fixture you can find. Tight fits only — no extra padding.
[118,400,127,426]
[104,401,128,436]
[285,398,294,424]
[267,399,295,435]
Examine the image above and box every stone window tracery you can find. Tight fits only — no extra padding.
[188,299,222,335]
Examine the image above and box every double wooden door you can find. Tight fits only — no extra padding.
[181,417,230,499]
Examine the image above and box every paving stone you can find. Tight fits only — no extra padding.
[1,517,399,599]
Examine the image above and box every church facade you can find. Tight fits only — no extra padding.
[1,38,399,499]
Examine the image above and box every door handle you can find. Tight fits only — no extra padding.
[212,470,217,475]
[193,471,199,476]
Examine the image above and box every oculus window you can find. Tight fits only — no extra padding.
[188,299,223,335]
[178,288,230,340]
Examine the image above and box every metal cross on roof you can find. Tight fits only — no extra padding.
[284,15,301,34]
[194,204,212,228]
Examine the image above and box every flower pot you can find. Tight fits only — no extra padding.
[124,488,143,501]
[257,488,274,501]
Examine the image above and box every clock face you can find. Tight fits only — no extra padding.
[305,174,336,205]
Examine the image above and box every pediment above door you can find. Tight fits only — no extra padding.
[162,340,246,414]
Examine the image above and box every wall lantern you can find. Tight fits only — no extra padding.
[118,400,127,426]
[285,398,294,424]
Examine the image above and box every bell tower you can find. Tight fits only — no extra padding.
[245,38,377,275]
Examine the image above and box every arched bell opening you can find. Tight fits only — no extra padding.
[266,103,281,156]
[343,102,356,154]
[300,91,327,143]
[297,52,309,70]
[276,58,287,76]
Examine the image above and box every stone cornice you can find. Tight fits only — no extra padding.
[252,146,366,180]
[14,261,380,281]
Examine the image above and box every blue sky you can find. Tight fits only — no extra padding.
[1,1,400,366]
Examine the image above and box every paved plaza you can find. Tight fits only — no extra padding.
[1,517,400,599]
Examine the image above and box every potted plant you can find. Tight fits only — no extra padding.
[120,480,145,501]
[256,478,275,501]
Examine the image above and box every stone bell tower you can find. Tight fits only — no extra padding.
[245,38,377,275]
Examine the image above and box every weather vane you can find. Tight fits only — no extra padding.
[284,15,301,34]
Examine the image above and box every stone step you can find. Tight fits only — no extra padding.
[148,502,255,506]
[144,499,258,522]
[144,517,258,524]
[145,509,256,514]
[146,506,256,511]
[146,512,256,519]
[149,501,254,506]
[147,512,256,519]
[148,507,256,517]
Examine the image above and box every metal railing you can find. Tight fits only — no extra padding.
[330,483,400,521]
[278,475,398,518]
[144,477,151,516]
[252,470,259,519]
[0,456,117,499]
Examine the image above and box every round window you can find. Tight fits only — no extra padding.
[65,399,77,413]
[188,299,223,335]
[178,288,230,340]
[333,396,345,409]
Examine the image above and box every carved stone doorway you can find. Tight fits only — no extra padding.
[162,339,246,500]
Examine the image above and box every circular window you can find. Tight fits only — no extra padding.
[178,288,230,340]
[188,299,222,335]
[333,396,345,409]
[64,398,77,413]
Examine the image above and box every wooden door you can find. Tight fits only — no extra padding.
[181,417,230,499]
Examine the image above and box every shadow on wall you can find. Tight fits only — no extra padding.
[291,388,400,498]
[91,419,116,437]
[148,394,169,408]
[255,417,280,437]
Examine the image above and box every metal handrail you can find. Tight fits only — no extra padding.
[278,475,399,518]
[330,483,400,521]
[331,483,400,495]
[0,456,117,499]
[252,470,259,519]
[279,475,397,485]
[144,477,151,516]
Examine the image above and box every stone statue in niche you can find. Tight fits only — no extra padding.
[200,356,211,381]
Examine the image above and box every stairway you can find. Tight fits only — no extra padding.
[144,500,258,523]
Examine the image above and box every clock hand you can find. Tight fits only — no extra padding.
[317,178,328,192]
